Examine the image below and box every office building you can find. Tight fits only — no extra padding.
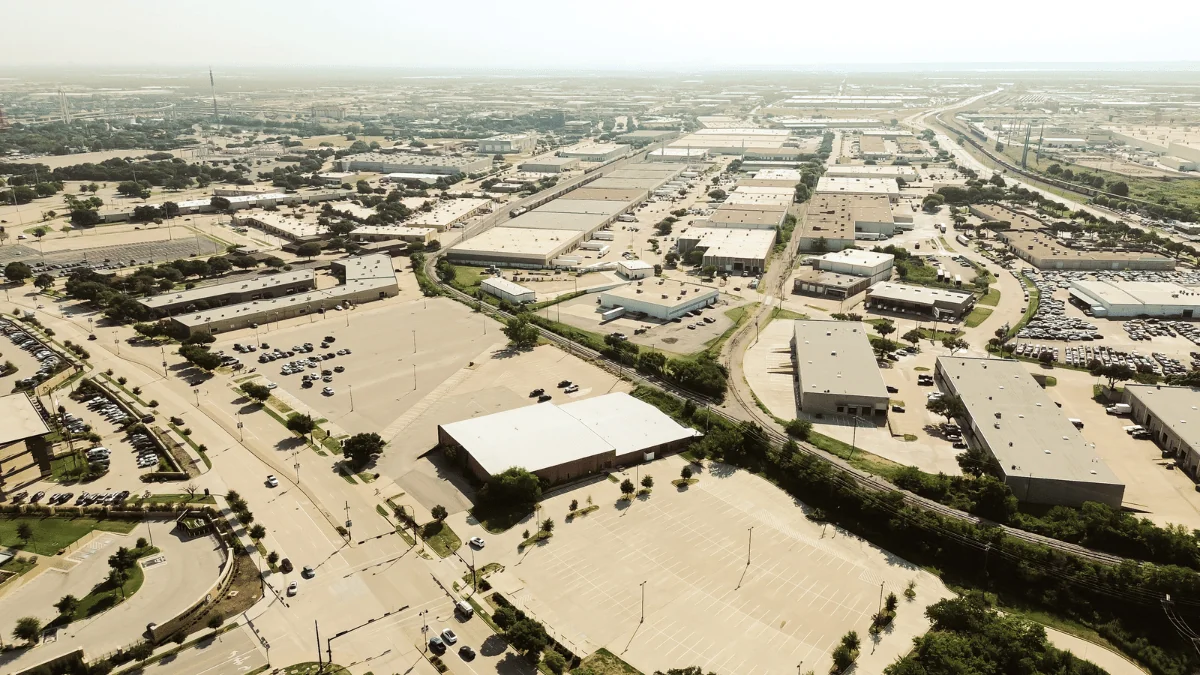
[813,249,894,284]
[791,321,889,421]
[479,134,536,154]
[1123,385,1200,476]
[599,280,719,321]
[866,282,975,321]
[675,227,776,275]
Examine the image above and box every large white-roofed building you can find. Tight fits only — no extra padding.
[437,392,699,483]
[558,143,631,162]
[866,281,975,321]
[676,227,776,275]
[816,176,901,202]
[1123,385,1200,477]
[479,133,536,154]
[791,321,889,421]
[406,198,490,231]
[813,249,894,284]
[1068,280,1200,318]
[937,357,1125,508]
[599,280,719,321]
[446,227,583,269]
[336,153,491,175]
[481,277,536,305]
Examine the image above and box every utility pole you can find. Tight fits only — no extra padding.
[315,620,322,666]
[640,580,647,623]
[878,581,885,614]
[746,526,754,566]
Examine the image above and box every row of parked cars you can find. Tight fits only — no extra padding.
[83,395,132,428]
[1,318,64,387]
[1122,319,1200,347]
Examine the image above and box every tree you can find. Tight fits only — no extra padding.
[296,242,322,259]
[503,316,539,350]
[32,227,47,240]
[1109,181,1130,197]
[70,208,101,227]
[431,504,448,522]
[209,196,231,211]
[5,261,32,283]
[179,344,221,371]
[941,336,969,355]
[873,320,896,354]
[902,329,921,348]
[328,220,356,237]
[207,614,224,630]
[17,522,33,542]
[108,546,137,597]
[505,618,549,661]
[540,517,554,533]
[926,394,966,424]
[784,418,812,440]
[267,551,279,566]
[13,616,42,645]
[34,273,55,291]
[241,382,272,404]
[117,181,151,199]
[641,475,654,489]
[707,188,727,200]
[343,432,385,469]
[620,478,635,499]
[248,524,267,540]
[543,650,567,674]
[55,594,79,617]
[286,413,317,441]
[482,467,542,507]
[1091,362,1134,390]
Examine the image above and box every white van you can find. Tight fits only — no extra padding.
[1068,418,1084,429]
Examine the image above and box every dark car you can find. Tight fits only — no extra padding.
[279,558,294,574]
[458,645,476,660]
[558,380,572,388]
[529,388,545,397]
[429,636,446,653]
[537,394,552,403]
[886,385,899,394]
[301,566,315,579]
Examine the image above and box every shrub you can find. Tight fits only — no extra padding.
[207,614,223,630]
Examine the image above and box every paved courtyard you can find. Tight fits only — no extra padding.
[481,455,951,675]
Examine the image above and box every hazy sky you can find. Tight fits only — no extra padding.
[4,0,1199,71]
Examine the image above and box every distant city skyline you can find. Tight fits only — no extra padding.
[3,0,1199,71]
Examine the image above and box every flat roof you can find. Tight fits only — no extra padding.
[825,165,918,179]
[816,249,894,269]
[236,213,324,238]
[816,176,900,197]
[589,177,666,191]
[142,270,316,309]
[384,173,440,183]
[352,225,436,238]
[481,277,535,297]
[560,187,648,202]
[794,269,865,289]
[520,156,577,167]
[708,208,786,227]
[603,279,718,307]
[802,194,894,239]
[0,393,50,446]
[724,192,793,207]
[559,143,630,157]
[502,211,611,232]
[939,357,1123,486]
[793,321,889,399]
[1070,280,1200,310]
[618,259,654,270]
[440,392,697,475]
[450,227,582,258]
[682,227,776,260]
[733,185,796,197]
[1125,385,1200,451]
[337,253,397,282]
[1001,231,1174,265]
[867,281,973,307]
[407,198,489,227]
[536,199,628,217]
[342,152,484,168]
[175,276,395,327]
[753,168,802,180]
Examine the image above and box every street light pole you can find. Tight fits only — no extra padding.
[639,580,647,623]
[746,526,754,566]
[348,384,354,412]
[193,388,200,407]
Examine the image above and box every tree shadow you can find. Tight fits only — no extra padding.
[275,436,306,452]
[708,462,737,479]
[613,498,632,511]
[480,634,509,657]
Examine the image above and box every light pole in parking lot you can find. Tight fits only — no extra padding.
[114,337,120,356]
[639,580,647,623]
[746,526,754,566]
[236,412,243,441]
[348,384,354,412]
[193,388,199,406]
[849,415,865,461]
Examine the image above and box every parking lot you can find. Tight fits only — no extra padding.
[549,290,750,356]
[0,236,223,271]
[214,296,495,435]
[479,455,951,675]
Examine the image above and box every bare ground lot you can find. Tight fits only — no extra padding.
[480,454,950,675]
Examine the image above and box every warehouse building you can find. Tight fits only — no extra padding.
[438,392,698,483]
[230,213,325,241]
[937,357,1125,508]
[479,134,536,154]
[335,153,491,175]
[350,225,437,244]
[588,176,667,192]
[560,187,648,203]
[406,198,490,231]
[647,148,709,161]
[501,210,614,237]
[706,205,788,230]
[481,277,536,305]
[1123,385,1200,476]
[798,194,896,251]
[813,249,894,284]
[0,392,52,499]
[616,130,677,147]
[382,172,441,185]
[599,280,719,321]
[998,232,1175,271]
[815,176,900,202]
[791,321,889,421]
[558,143,630,163]
[167,255,398,336]
[142,270,318,316]
[676,227,776,275]
[535,198,632,223]
[616,260,654,280]
[447,227,582,268]
[792,269,871,299]
[1068,280,1200,318]
[825,165,919,182]
[519,156,580,173]
[866,282,975,321]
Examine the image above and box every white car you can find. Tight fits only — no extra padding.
[469,536,485,548]
[266,382,278,390]
[287,581,298,596]
[441,628,457,645]
[322,387,335,396]
[266,475,279,488]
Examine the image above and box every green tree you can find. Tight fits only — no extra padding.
[482,467,542,508]
[505,618,549,661]
[941,336,969,355]
[620,478,635,498]
[503,316,539,350]
[266,551,279,566]
[209,196,231,211]
[1091,362,1134,390]
[681,466,693,480]
[431,504,448,522]
[902,329,921,348]
[54,594,79,618]
[33,273,55,290]
[17,522,33,542]
[343,432,384,469]
[240,382,272,404]
[296,241,322,259]
[641,475,654,489]
[248,524,267,540]
[543,650,567,674]
[13,616,42,645]
[107,546,137,597]
[540,517,554,533]
[117,181,151,199]
[873,319,896,354]
[926,394,966,425]
[5,261,32,283]
[179,344,221,371]
[286,413,317,441]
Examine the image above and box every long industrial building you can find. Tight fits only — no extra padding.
[335,153,491,175]
[1123,385,1200,476]
[799,194,896,251]
[599,280,719,321]
[936,357,1125,508]
[1068,280,1200,318]
[998,232,1175,271]
[142,271,318,316]
[866,282,975,321]
[164,255,398,335]
[791,321,889,421]
[676,227,776,275]
[815,176,900,202]
[438,392,698,483]
[812,249,894,284]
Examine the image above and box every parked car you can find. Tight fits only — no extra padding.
[469,536,485,548]
[266,475,279,488]
[287,582,298,596]
[429,636,446,653]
